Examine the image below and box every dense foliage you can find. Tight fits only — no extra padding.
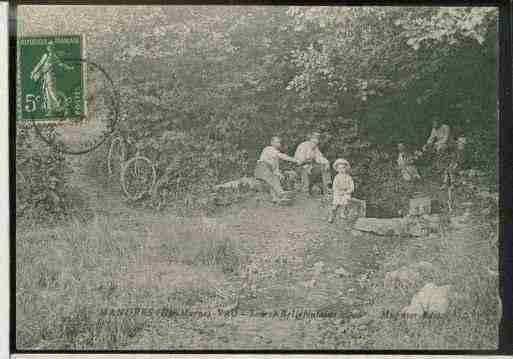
[17,6,498,215]
[16,127,81,222]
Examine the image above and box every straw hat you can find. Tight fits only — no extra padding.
[333,158,350,170]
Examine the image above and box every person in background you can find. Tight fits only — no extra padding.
[254,136,301,203]
[443,136,468,187]
[423,118,451,153]
[294,131,331,197]
[442,136,469,212]
[397,143,421,182]
[421,118,451,177]
[328,158,354,223]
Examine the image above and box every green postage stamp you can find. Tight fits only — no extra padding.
[17,35,86,123]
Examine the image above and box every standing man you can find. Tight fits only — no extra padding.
[422,118,451,175]
[294,131,331,196]
[255,136,301,203]
[443,136,468,212]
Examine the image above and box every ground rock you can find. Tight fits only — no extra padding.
[353,217,408,236]
[335,267,350,277]
[214,177,260,191]
[400,282,451,318]
[353,217,429,237]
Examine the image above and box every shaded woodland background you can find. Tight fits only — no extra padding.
[16,6,497,219]
[15,6,501,350]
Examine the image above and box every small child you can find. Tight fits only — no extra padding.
[328,158,354,223]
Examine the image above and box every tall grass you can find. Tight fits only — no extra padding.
[16,213,242,349]
[349,217,500,349]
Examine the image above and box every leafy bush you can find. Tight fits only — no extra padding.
[16,126,79,223]
[350,145,410,218]
[125,129,249,213]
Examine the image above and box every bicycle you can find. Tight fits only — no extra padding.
[107,134,157,201]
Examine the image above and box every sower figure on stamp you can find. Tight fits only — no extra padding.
[254,136,301,203]
[30,41,74,116]
[294,131,331,197]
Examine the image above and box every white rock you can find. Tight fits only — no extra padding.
[353,217,408,236]
[401,282,451,317]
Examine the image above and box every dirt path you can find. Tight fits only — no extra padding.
[69,154,400,309]
[64,158,405,348]
[19,155,498,350]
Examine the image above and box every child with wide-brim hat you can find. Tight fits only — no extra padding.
[328,158,354,223]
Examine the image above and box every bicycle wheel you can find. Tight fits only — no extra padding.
[107,136,127,177]
[121,156,156,201]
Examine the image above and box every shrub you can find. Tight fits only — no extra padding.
[16,126,79,223]
[135,130,249,212]
[349,144,409,218]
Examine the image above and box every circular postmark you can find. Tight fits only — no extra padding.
[17,41,120,155]
[28,58,120,155]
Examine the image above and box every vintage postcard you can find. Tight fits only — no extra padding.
[14,5,502,351]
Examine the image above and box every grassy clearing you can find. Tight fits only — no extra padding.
[364,223,500,349]
[16,185,500,349]
[17,216,141,349]
[16,212,242,349]
[329,197,500,349]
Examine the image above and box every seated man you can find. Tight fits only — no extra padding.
[254,136,301,203]
[294,131,331,196]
